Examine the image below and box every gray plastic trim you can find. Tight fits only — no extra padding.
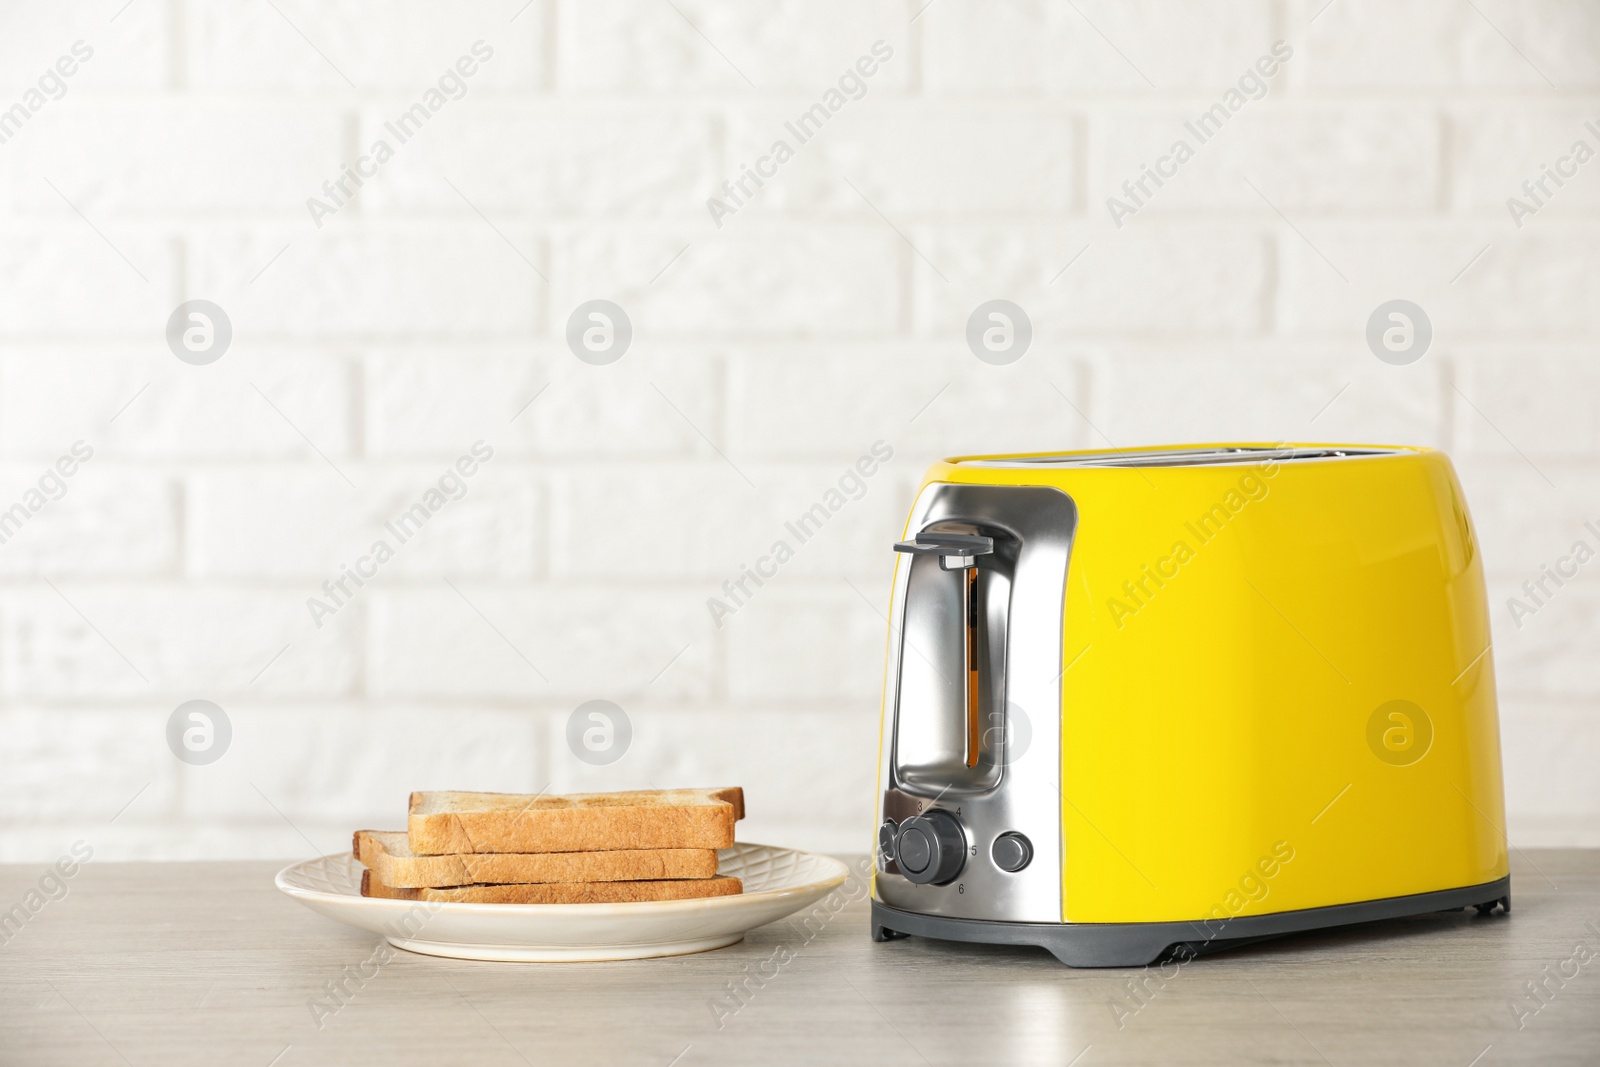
[871,876,1511,968]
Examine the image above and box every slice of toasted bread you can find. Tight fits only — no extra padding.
[352,830,719,888]
[406,787,744,855]
[360,868,743,904]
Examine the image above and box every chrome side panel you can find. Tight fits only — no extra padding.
[874,483,1076,924]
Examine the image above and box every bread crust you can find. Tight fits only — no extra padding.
[360,868,743,904]
[405,787,745,855]
[353,830,719,888]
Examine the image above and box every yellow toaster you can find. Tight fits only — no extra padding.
[871,444,1509,966]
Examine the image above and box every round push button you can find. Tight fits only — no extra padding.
[878,820,898,862]
[992,832,1033,873]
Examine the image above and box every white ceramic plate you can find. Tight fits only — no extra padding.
[275,842,850,962]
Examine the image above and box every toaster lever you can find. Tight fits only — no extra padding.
[893,532,995,571]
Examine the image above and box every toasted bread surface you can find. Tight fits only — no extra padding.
[360,867,743,904]
[406,787,744,855]
[352,830,719,888]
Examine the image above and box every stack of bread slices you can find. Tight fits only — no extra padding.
[355,787,745,903]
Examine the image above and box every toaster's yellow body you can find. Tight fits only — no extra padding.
[871,445,1509,965]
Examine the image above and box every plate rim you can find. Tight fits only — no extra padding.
[274,841,852,917]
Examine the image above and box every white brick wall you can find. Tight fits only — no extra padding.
[0,0,1596,860]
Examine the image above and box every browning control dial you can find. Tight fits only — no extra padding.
[895,810,966,885]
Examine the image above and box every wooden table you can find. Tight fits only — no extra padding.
[3,851,1598,1065]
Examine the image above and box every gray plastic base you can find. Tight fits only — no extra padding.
[871,876,1511,968]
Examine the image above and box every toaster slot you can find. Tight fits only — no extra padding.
[962,563,980,767]
[891,525,1013,792]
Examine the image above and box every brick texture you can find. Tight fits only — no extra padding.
[1,0,1597,859]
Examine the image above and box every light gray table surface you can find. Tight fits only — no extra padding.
[2,850,1598,1066]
